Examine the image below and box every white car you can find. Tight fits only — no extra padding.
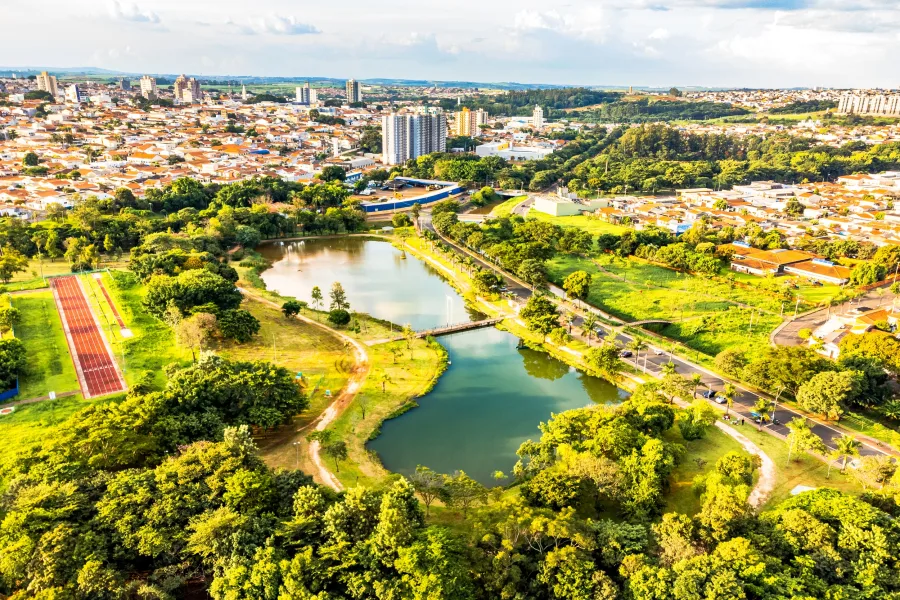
[653,348,664,356]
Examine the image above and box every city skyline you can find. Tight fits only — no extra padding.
[3,0,900,88]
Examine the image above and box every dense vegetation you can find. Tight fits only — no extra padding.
[769,100,837,114]
[577,98,749,123]
[435,87,622,118]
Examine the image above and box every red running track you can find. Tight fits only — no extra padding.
[51,276,126,398]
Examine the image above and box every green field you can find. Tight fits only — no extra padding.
[0,394,92,468]
[12,291,79,399]
[489,196,527,218]
[546,254,781,358]
[526,210,629,235]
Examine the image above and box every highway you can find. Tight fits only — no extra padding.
[420,210,889,460]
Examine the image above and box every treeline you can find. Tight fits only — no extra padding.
[399,127,624,191]
[564,124,900,194]
[3,349,900,599]
[435,87,622,117]
[578,98,749,123]
[769,100,837,114]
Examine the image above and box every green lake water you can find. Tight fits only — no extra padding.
[368,327,629,484]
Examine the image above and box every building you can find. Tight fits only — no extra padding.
[474,140,553,161]
[241,85,248,102]
[382,111,447,166]
[36,71,58,97]
[139,75,157,99]
[345,79,361,104]
[533,195,582,217]
[532,104,544,129]
[453,107,488,137]
[64,84,86,104]
[119,78,131,91]
[783,259,852,285]
[174,74,201,104]
[838,93,900,117]
[726,243,816,276]
[295,81,317,105]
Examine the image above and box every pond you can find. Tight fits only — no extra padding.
[368,327,629,484]
[257,237,480,330]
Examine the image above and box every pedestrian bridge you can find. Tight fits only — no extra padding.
[417,318,503,338]
[629,319,672,327]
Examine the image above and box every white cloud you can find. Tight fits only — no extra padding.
[107,1,159,24]
[648,27,670,39]
[231,14,321,36]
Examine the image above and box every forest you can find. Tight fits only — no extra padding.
[435,87,622,118]
[575,98,749,123]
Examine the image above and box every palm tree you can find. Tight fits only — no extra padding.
[723,383,736,418]
[690,373,703,398]
[835,435,862,474]
[753,398,772,431]
[662,361,677,377]
[581,313,598,344]
[628,338,647,370]
[564,312,576,334]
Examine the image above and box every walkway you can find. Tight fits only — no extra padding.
[239,286,370,492]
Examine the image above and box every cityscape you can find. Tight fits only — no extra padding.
[2,2,900,598]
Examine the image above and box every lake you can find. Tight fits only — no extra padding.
[258,237,480,330]
[368,327,629,484]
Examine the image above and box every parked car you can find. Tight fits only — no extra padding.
[714,395,728,405]
[620,350,633,358]
[701,389,716,399]
[653,348,664,356]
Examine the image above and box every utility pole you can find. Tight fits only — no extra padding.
[794,296,801,318]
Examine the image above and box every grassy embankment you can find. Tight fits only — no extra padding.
[526,210,629,236]
[233,244,448,487]
[488,195,527,218]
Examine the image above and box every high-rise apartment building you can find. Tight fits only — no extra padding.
[532,104,544,129]
[139,75,157,99]
[453,107,488,137]
[838,93,900,117]
[36,71,59,97]
[120,78,131,91]
[296,81,317,105]
[345,79,361,104]
[382,110,447,166]
[174,74,201,104]
[64,84,86,104]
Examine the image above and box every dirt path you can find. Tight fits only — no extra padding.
[239,286,369,491]
[714,421,776,508]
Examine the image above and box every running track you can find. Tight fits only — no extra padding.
[51,276,126,398]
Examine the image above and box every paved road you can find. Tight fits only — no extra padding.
[773,287,898,347]
[422,212,889,460]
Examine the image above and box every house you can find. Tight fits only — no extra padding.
[726,243,815,276]
[532,195,582,217]
[783,259,852,285]
[812,307,899,358]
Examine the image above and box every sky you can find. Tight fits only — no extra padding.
[2,0,900,88]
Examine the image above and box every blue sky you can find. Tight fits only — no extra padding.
[2,0,899,87]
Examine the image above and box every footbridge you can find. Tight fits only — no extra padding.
[629,319,673,327]
[417,318,503,338]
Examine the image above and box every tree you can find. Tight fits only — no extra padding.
[320,165,346,182]
[786,417,826,463]
[402,323,416,354]
[796,370,858,420]
[586,343,623,380]
[281,300,304,319]
[22,151,39,167]
[722,383,736,417]
[516,259,546,290]
[330,282,349,311]
[410,202,421,224]
[519,295,559,341]
[441,471,487,518]
[581,312,599,344]
[835,435,862,473]
[409,466,445,516]
[327,309,351,326]
[0,338,26,389]
[311,286,323,313]
[678,399,718,441]
[176,312,217,361]
[143,270,242,317]
[0,306,20,335]
[753,398,771,431]
[562,270,592,305]
[0,245,29,283]
[217,309,261,343]
[322,440,348,473]
[690,373,703,398]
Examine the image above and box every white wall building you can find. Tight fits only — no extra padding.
[139,75,157,99]
[838,93,900,117]
[533,105,545,129]
[295,82,317,105]
[475,140,553,161]
[381,112,447,165]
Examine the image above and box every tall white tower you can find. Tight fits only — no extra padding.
[532,105,544,130]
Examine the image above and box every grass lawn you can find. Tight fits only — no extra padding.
[12,291,80,399]
[223,298,354,473]
[736,425,864,509]
[526,210,628,236]
[545,254,780,359]
[103,271,191,389]
[489,195,527,218]
[663,425,746,516]
[0,393,92,468]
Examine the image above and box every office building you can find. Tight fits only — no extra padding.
[64,84,86,104]
[382,111,447,166]
[532,104,544,129]
[453,107,488,137]
[345,79,361,104]
[119,78,131,91]
[139,75,157,99]
[174,74,201,104]
[295,81,317,105]
[838,93,900,117]
[36,71,58,98]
